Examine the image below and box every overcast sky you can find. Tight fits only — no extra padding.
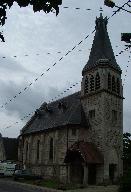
[0,0,130,138]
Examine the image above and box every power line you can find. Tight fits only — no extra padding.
[115,5,131,14]
[0,29,96,110]
[123,53,131,86]
[1,6,129,130]
[4,80,81,129]
[108,0,131,20]
[3,45,130,130]
[0,49,83,60]
[0,4,128,110]
[1,44,123,60]
[62,6,92,11]
[115,45,130,57]
[0,43,127,110]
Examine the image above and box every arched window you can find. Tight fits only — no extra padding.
[84,76,88,94]
[49,138,53,161]
[117,78,120,94]
[25,141,29,161]
[37,140,40,160]
[90,75,95,92]
[95,73,100,90]
[108,73,111,90]
[112,76,116,92]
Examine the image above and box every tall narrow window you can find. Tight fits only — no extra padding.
[49,138,53,161]
[112,76,116,92]
[89,110,95,119]
[25,141,28,161]
[95,73,100,90]
[112,110,117,122]
[117,78,120,94]
[84,76,88,94]
[90,75,95,92]
[37,140,40,160]
[108,73,111,90]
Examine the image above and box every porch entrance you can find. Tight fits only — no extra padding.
[109,164,116,183]
[64,141,104,185]
[88,164,96,185]
[70,163,84,184]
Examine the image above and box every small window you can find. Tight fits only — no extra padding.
[112,76,116,92]
[72,128,76,136]
[112,110,117,122]
[37,140,40,160]
[49,138,53,161]
[89,110,95,119]
[95,73,100,90]
[117,78,120,94]
[84,76,88,94]
[25,142,29,161]
[108,73,111,90]
[90,75,95,92]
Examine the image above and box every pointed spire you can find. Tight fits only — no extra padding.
[82,13,121,75]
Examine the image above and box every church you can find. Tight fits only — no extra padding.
[18,14,123,185]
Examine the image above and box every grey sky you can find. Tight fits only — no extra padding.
[0,0,130,137]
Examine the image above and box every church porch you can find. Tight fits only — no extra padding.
[64,141,104,185]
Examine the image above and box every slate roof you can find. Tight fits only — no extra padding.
[82,13,121,75]
[3,137,18,161]
[22,92,89,135]
[64,141,104,164]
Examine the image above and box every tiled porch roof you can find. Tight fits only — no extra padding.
[64,141,104,164]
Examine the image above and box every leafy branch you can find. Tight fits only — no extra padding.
[0,0,62,42]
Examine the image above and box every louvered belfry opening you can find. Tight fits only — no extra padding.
[95,72,100,90]
[90,75,95,92]
[84,76,89,94]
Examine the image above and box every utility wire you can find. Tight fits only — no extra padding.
[0,29,96,110]
[62,6,92,11]
[123,53,131,86]
[0,44,127,110]
[0,49,83,60]
[1,3,128,110]
[3,45,130,130]
[114,5,131,14]
[1,5,129,130]
[108,0,131,20]
[5,81,81,129]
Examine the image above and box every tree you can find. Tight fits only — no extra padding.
[119,133,131,192]
[0,0,62,42]
[123,132,131,170]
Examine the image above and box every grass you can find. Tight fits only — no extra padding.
[18,178,59,189]
[17,178,83,190]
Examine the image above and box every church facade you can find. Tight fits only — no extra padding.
[18,14,123,185]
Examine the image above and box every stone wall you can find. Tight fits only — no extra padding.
[19,125,89,183]
[81,66,123,183]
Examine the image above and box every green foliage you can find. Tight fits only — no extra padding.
[0,0,62,42]
[123,132,131,168]
[19,178,59,189]
[104,0,115,8]
[119,167,131,192]
[119,133,131,192]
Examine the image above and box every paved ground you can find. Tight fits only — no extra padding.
[0,178,61,192]
[67,185,119,192]
[0,179,119,192]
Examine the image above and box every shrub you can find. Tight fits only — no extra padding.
[119,167,131,192]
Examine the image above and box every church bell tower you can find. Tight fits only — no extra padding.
[81,13,123,183]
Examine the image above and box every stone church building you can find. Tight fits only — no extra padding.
[18,14,123,185]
